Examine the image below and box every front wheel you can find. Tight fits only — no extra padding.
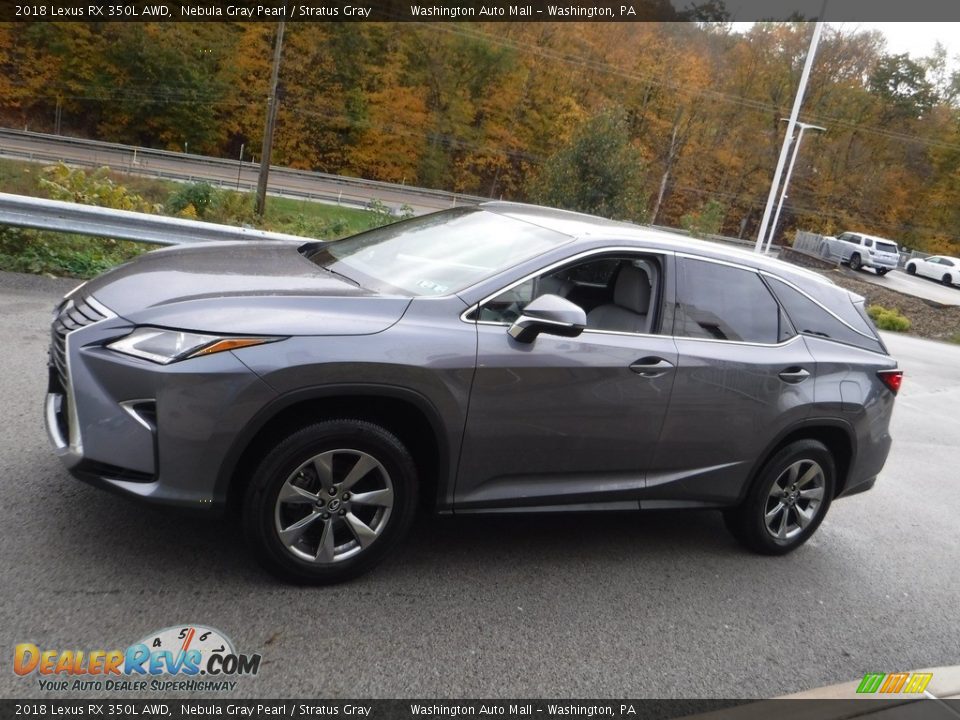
[943,274,953,286]
[906,264,917,275]
[243,419,419,584]
[724,439,835,555]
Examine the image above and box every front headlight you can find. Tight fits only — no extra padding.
[107,327,282,365]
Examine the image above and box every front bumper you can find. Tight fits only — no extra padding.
[45,295,276,511]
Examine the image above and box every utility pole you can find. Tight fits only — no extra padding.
[754,7,827,253]
[236,142,245,191]
[765,121,825,252]
[255,21,286,217]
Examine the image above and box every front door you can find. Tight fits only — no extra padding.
[455,252,678,510]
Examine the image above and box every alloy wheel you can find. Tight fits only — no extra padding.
[273,449,394,564]
[763,459,826,541]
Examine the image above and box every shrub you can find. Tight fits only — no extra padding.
[365,198,412,228]
[867,305,911,332]
[39,163,160,213]
[167,182,214,217]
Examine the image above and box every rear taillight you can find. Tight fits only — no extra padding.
[878,369,903,395]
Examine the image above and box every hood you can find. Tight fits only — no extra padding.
[82,242,411,336]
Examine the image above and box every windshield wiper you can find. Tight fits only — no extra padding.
[320,265,361,287]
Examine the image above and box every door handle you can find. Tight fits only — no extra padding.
[778,367,811,383]
[629,357,674,378]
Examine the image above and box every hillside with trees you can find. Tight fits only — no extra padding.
[1,21,959,252]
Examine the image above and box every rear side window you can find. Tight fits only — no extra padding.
[766,277,884,354]
[863,238,873,248]
[674,258,782,344]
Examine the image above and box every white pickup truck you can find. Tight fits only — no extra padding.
[820,231,900,276]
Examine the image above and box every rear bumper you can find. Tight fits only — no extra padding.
[863,256,898,270]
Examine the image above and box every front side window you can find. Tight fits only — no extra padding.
[674,258,783,344]
[478,254,661,335]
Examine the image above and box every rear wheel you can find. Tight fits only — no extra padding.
[876,268,888,276]
[243,419,418,584]
[849,254,862,271]
[906,264,917,275]
[724,439,835,555]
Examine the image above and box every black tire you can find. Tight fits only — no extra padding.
[849,254,862,271]
[876,268,888,276]
[242,419,418,584]
[723,439,835,555]
[943,274,952,286]
[906,264,917,275]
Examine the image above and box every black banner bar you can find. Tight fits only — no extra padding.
[4,0,960,22]
[2,700,960,720]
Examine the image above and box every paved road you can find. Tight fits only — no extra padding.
[0,271,958,700]
[840,265,960,307]
[0,129,479,216]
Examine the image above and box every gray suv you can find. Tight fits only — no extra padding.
[45,203,901,583]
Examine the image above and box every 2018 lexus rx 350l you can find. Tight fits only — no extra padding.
[46,203,901,583]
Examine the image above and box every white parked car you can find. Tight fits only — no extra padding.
[905,255,960,286]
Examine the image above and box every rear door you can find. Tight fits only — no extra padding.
[647,255,816,506]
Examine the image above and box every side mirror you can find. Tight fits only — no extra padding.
[508,294,586,344]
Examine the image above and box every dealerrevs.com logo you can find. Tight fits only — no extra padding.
[14,625,261,692]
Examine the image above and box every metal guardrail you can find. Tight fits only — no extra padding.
[0,192,309,245]
[0,142,378,212]
[0,128,489,211]
[793,230,830,259]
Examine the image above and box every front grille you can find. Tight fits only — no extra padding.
[49,295,111,443]
[50,296,108,390]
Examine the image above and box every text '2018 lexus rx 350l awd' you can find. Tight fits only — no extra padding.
[45,203,901,583]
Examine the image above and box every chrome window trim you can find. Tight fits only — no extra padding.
[674,333,803,350]
[460,246,673,325]
[474,319,669,342]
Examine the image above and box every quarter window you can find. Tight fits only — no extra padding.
[674,258,782,344]
[766,277,884,354]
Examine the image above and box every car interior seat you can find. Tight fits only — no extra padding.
[586,264,653,333]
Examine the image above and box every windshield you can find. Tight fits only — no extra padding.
[304,208,572,296]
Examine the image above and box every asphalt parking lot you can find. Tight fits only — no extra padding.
[1,270,958,699]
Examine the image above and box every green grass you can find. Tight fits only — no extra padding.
[0,157,386,278]
[264,196,375,236]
